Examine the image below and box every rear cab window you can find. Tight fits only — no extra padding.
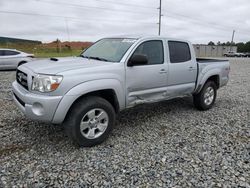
[168,41,191,63]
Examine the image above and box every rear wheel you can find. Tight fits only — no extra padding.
[193,81,217,111]
[63,96,116,147]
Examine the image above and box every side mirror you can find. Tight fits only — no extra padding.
[128,54,148,67]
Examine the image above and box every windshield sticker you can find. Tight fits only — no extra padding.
[122,39,137,43]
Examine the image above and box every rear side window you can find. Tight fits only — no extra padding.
[133,40,164,65]
[0,50,4,56]
[4,50,20,56]
[168,41,191,63]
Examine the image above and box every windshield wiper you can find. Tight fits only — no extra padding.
[88,56,108,62]
[80,55,88,58]
[80,55,108,62]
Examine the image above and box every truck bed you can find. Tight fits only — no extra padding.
[196,58,228,63]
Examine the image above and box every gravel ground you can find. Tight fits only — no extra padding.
[0,58,249,187]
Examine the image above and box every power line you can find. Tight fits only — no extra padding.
[34,0,249,35]
[162,12,249,35]
[93,0,156,9]
[1,9,247,36]
[36,0,157,15]
[162,10,249,34]
[0,10,156,25]
[0,10,66,19]
[1,3,248,38]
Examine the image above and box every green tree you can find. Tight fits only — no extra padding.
[236,42,245,52]
[245,41,250,52]
[236,41,250,52]
[208,41,215,45]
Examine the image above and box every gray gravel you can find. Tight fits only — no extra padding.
[0,58,249,187]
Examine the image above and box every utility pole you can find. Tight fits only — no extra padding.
[64,17,72,56]
[158,0,162,36]
[230,30,235,52]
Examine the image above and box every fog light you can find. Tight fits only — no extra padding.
[32,102,44,116]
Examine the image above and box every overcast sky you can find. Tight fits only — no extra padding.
[0,0,249,43]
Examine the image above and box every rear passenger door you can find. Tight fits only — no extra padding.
[167,41,197,97]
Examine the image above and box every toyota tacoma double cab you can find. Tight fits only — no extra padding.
[12,36,230,147]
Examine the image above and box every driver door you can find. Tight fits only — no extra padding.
[125,40,168,107]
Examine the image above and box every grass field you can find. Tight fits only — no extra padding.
[34,49,83,58]
[0,43,85,58]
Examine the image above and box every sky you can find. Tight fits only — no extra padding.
[0,0,249,44]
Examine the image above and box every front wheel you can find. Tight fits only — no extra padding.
[193,81,217,111]
[63,96,116,147]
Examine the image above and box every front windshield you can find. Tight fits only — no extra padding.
[81,38,137,62]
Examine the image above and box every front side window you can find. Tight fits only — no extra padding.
[81,38,137,62]
[3,50,20,56]
[133,40,164,65]
[168,41,191,63]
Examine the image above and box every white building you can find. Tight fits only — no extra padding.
[193,45,237,57]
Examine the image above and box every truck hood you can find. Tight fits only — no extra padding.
[23,57,115,74]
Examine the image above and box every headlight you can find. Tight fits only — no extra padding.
[31,74,63,92]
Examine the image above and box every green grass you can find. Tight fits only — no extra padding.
[0,44,84,58]
[34,49,83,58]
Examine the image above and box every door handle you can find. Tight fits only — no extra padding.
[188,66,195,71]
[159,69,167,74]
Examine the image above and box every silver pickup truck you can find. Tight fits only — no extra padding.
[12,36,230,147]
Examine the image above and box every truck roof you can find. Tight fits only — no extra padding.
[106,34,191,43]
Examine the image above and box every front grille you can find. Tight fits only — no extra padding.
[16,69,28,90]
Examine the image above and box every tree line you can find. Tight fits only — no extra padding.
[207,41,250,52]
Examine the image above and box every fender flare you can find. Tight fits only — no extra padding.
[196,69,221,93]
[18,61,28,67]
[52,79,125,124]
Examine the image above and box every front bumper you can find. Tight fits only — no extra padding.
[12,81,62,123]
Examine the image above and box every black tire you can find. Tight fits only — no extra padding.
[63,96,116,147]
[193,81,217,111]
